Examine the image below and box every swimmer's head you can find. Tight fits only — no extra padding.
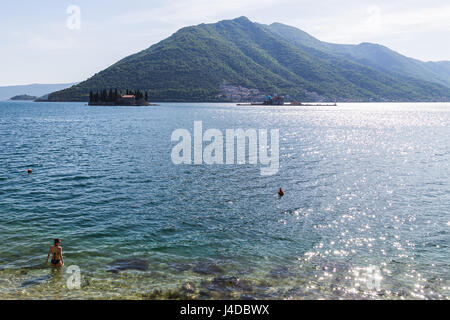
[54,238,61,246]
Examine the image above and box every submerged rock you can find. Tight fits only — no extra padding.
[210,276,253,291]
[169,262,192,272]
[211,276,240,287]
[268,266,296,279]
[193,262,224,275]
[20,264,45,273]
[106,258,149,273]
[142,285,197,300]
[20,275,51,288]
[196,276,255,300]
[198,289,212,300]
[180,282,196,294]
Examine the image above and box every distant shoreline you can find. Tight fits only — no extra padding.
[35,99,450,104]
[3,99,450,104]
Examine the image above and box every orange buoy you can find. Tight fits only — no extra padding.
[27,169,33,174]
[278,188,284,197]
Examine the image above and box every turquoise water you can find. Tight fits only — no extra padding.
[0,101,448,299]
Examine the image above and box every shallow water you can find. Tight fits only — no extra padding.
[0,101,448,299]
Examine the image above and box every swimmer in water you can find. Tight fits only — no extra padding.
[278,188,284,197]
[45,238,64,268]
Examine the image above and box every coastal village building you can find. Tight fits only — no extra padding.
[120,94,136,105]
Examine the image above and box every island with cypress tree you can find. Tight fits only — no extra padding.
[88,89,157,106]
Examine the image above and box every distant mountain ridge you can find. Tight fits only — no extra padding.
[0,83,77,101]
[267,22,450,88]
[48,17,450,102]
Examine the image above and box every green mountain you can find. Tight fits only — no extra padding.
[48,17,450,102]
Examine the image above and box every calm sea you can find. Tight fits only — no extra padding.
[0,101,448,299]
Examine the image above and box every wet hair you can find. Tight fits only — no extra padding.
[54,238,61,245]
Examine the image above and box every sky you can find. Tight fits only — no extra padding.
[0,0,449,86]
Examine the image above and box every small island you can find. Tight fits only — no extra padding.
[237,94,338,106]
[9,94,37,101]
[89,89,157,106]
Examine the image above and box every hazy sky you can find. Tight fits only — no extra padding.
[0,0,449,86]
